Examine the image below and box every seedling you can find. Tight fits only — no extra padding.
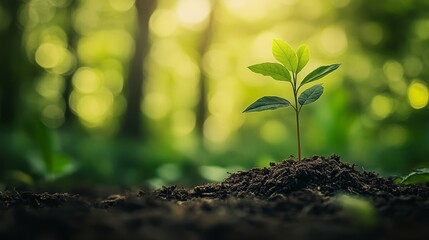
[243,39,340,160]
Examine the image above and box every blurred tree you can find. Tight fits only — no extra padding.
[341,0,429,170]
[1,0,428,185]
[120,0,157,139]
[0,1,42,184]
[62,0,79,128]
[348,0,429,56]
[0,1,37,128]
[195,0,215,137]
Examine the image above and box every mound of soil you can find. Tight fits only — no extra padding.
[1,156,428,240]
[156,155,426,200]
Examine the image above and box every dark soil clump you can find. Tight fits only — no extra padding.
[157,155,427,199]
[1,156,429,240]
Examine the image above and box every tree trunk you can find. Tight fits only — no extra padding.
[62,0,79,128]
[0,1,36,128]
[120,0,156,139]
[195,0,216,137]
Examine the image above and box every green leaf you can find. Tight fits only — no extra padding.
[248,63,291,81]
[296,44,309,73]
[272,39,298,73]
[298,84,324,106]
[397,168,429,184]
[28,121,54,173]
[300,64,340,87]
[243,96,291,112]
[45,154,77,181]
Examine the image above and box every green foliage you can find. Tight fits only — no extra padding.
[2,0,428,185]
[396,168,429,184]
[27,121,76,182]
[244,39,340,160]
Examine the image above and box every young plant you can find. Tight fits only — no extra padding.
[243,39,340,160]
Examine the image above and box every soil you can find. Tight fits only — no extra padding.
[1,155,428,240]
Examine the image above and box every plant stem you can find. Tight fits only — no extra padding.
[295,108,301,161]
[292,73,302,161]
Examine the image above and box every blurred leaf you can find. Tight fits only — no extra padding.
[5,170,34,186]
[29,121,54,173]
[298,84,324,106]
[51,154,75,174]
[300,64,340,87]
[397,168,429,184]
[272,39,298,72]
[248,63,291,81]
[243,96,291,112]
[25,120,76,181]
[296,44,310,73]
[28,155,47,176]
[336,194,376,228]
[46,154,77,181]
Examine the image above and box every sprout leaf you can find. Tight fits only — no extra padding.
[300,64,340,87]
[243,96,291,112]
[298,84,324,106]
[272,39,298,72]
[248,63,291,81]
[296,44,310,73]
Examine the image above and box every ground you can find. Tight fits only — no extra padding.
[1,156,428,239]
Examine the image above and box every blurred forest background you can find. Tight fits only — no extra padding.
[1,0,429,187]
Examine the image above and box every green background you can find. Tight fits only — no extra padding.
[1,0,428,187]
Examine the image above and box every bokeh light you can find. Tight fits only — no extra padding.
[319,26,348,57]
[42,104,65,128]
[149,9,178,37]
[371,95,393,119]
[408,81,429,109]
[171,110,196,137]
[77,30,134,63]
[26,0,56,25]
[156,163,182,182]
[198,165,228,182]
[143,92,171,120]
[35,43,66,68]
[35,74,64,100]
[109,0,135,12]
[383,60,403,82]
[176,0,211,26]
[223,0,270,21]
[260,120,288,144]
[203,116,230,143]
[3,0,429,186]
[72,67,102,94]
[71,88,114,128]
